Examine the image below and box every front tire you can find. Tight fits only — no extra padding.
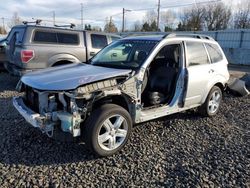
[199,86,222,117]
[83,104,132,157]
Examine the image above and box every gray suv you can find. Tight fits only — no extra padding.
[5,25,121,76]
[13,34,229,156]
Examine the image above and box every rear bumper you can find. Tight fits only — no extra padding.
[4,63,33,76]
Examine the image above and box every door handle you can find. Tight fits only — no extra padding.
[90,52,96,56]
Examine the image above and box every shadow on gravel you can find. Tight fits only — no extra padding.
[0,72,20,93]
[0,119,100,166]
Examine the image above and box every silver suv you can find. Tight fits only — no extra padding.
[13,34,230,156]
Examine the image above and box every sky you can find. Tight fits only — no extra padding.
[0,0,241,31]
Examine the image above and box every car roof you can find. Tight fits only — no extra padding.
[121,33,216,43]
[12,25,121,37]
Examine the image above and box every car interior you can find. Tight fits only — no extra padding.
[141,44,181,108]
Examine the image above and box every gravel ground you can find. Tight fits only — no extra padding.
[0,72,249,187]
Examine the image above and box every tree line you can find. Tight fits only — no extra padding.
[130,1,250,32]
[1,1,249,34]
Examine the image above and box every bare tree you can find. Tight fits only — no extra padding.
[8,12,22,28]
[132,20,142,32]
[177,6,204,31]
[104,17,118,33]
[234,0,250,29]
[143,10,157,25]
[203,3,232,31]
[161,10,176,31]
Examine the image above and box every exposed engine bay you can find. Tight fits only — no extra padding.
[15,76,137,138]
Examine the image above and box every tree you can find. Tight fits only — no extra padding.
[143,10,157,25]
[92,26,102,32]
[84,24,92,30]
[0,27,7,34]
[141,22,151,31]
[8,12,22,28]
[104,17,118,33]
[178,6,204,31]
[161,10,176,31]
[234,0,250,29]
[203,3,232,31]
[132,20,142,32]
[141,21,158,32]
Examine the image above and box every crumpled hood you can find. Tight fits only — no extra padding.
[21,63,132,91]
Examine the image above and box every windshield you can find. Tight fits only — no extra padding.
[91,40,158,69]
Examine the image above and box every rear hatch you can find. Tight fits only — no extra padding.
[5,26,26,68]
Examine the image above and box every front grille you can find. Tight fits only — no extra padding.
[25,86,39,112]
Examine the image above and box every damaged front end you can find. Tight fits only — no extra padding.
[13,85,84,138]
[13,75,136,140]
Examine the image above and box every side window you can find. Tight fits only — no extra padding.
[205,43,223,63]
[186,42,209,66]
[153,44,181,67]
[57,33,79,45]
[33,31,57,43]
[91,34,108,49]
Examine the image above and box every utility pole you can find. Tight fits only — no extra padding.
[122,8,125,32]
[122,8,131,32]
[157,0,161,31]
[81,3,83,30]
[52,11,55,26]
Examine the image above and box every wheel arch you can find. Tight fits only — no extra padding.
[48,54,81,67]
[201,82,225,104]
[52,60,74,67]
[92,95,131,114]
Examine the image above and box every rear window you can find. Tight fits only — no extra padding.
[186,42,210,66]
[33,31,79,45]
[33,31,57,43]
[91,34,108,49]
[205,43,223,63]
[57,33,79,44]
[7,27,25,45]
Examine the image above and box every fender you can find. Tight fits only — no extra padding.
[201,74,227,104]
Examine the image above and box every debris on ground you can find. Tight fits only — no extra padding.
[228,73,250,96]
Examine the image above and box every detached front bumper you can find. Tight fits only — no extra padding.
[13,96,55,136]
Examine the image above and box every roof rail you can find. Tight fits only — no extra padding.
[54,23,76,29]
[162,33,215,41]
[23,19,42,25]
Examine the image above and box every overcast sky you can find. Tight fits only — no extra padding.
[0,0,241,31]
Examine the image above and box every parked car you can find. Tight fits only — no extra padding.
[13,33,230,156]
[0,37,7,70]
[4,24,121,76]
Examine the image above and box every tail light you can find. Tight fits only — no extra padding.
[21,50,34,63]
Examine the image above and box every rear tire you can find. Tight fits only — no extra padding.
[199,86,222,117]
[83,104,132,157]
